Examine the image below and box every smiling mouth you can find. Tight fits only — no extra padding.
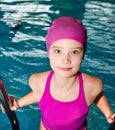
[59,67,72,71]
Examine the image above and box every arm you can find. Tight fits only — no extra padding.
[10,73,42,111]
[10,91,37,111]
[94,92,115,123]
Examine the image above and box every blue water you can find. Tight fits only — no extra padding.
[0,0,115,130]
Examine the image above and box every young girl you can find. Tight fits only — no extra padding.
[4,17,115,130]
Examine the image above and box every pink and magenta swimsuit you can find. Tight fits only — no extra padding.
[38,71,89,130]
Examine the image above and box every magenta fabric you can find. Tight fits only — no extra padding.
[38,71,89,130]
[46,16,87,51]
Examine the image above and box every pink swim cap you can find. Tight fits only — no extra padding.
[46,16,87,51]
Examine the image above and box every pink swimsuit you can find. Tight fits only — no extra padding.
[38,71,89,130]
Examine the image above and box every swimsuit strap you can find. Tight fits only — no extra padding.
[42,70,54,96]
[78,73,84,98]
[78,73,88,110]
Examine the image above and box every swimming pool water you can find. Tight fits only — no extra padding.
[0,0,115,130]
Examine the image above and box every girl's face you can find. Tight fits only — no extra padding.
[48,39,84,78]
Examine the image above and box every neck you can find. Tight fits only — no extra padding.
[53,73,78,91]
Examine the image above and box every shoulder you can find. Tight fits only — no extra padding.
[82,73,103,90]
[28,71,51,101]
[29,71,50,86]
[82,73,103,105]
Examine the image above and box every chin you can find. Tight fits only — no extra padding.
[56,70,77,78]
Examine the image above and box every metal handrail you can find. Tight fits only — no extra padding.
[109,121,115,130]
[0,78,20,130]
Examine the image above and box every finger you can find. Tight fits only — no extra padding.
[10,106,17,111]
[10,100,20,111]
[108,114,115,123]
[112,114,115,122]
[111,114,115,119]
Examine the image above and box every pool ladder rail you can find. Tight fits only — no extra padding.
[109,121,115,130]
[0,78,20,130]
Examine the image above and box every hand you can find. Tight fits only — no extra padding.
[107,113,115,123]
[0,96,20,113]
[9,96,20,111]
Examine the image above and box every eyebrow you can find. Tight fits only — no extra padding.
[51,46,63,49]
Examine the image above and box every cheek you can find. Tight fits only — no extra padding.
[72,57,83,66]
[49,55,58,67]
[49,59,59,71]
[49,55,56,62]
[48,52,60,63]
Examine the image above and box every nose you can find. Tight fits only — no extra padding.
[62,54,71,64]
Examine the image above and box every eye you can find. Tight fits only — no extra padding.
[71,50,79,55]
[54,49,61,54]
